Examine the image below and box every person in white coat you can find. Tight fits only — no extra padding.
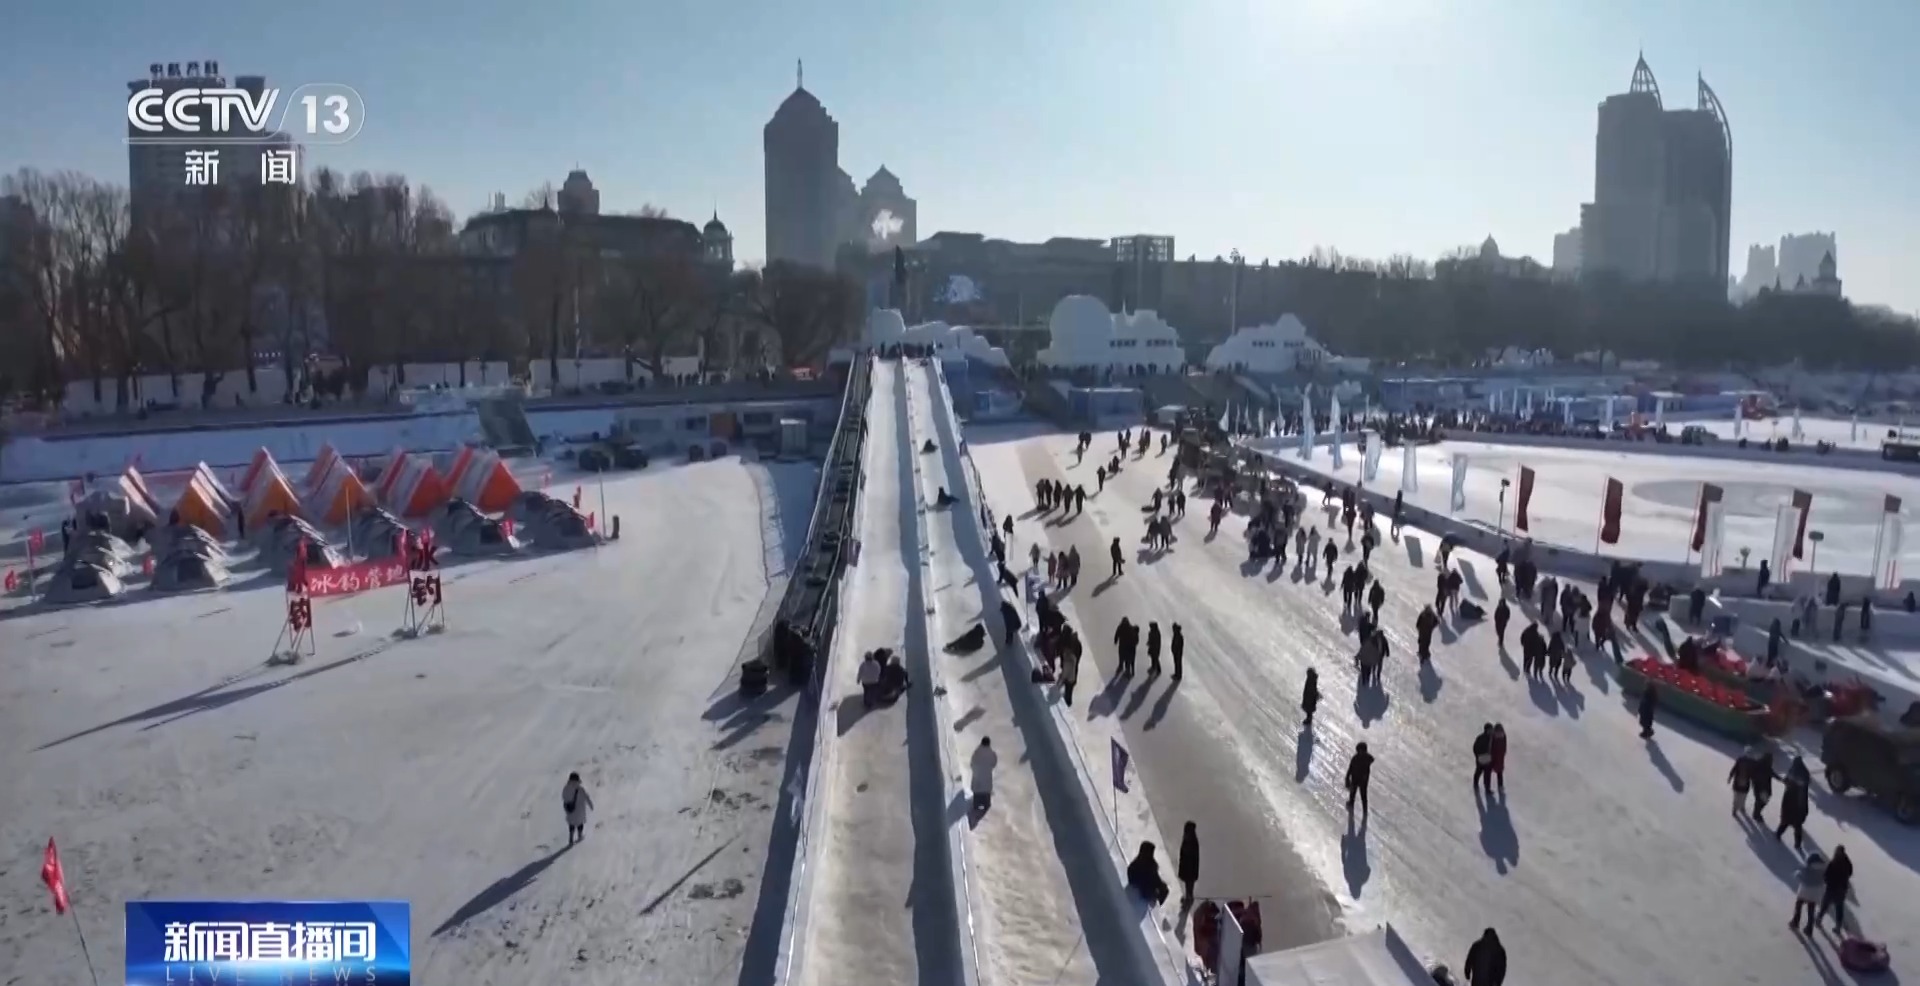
[563,772,594,845]
[970,738,999,814]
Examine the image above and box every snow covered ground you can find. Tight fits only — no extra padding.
[0,456,819,983]
[965,427,1920,986]
[793,358,967,986]
[1275,437,1920,576]
[907,362,1152,986]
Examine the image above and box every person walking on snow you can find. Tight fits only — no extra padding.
[1818,846,1853,932]
[1750,746,1776,822]
[1416,605,1440,662]
[1177,821,1201,907]
[1790,852,1828,932]
[1301,668,1321,726]
[1322,539,1338,575]
[1058,643,1081,706]
[1774,756,1812,849]
[1002,514,1014,539]
[1110,537,1126,578]
[1729,749,1756,815]
[970,737,999,814]
[1493,597,1511,648]
[1368,579,1387,625]
[1170,623,1186,681]
[1114,618,1140,677]
[1472,724,1496,794]
[562,772,594,845]
[1464,928,1507,985]
[1345,742,1374,817]
[1146,622,1164,676]
[1489,724,1508,793]
[1638,682,1660,738]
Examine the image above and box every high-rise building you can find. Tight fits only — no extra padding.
[1551,226,1584,277]
[857,166,916,252]
[557,169,601,215]
[1778,232,1838,291]
[1582,55,1731,285]
[763,62,846,269]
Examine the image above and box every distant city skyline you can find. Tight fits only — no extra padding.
[3,0,1915,314]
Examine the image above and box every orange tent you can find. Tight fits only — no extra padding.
[238,447,277,494]
[192,462,238,507]
[468,455,523,513]
[303,444,341,492]
[387,457,452,518]
[173,473,232,537]
[243,466,303,529]
[452,449,500,502]
[443,446,479,494]
[373,448,410,500]
[122,465,164,518]
[309,460,376,526]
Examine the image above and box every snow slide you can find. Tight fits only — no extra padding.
[907,360,1170,986]
[788,358,975,986]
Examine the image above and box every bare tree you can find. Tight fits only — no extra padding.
[739,262,859,370]
[599,254,703,383]
[625,204,670,219]
[520,183,556,210]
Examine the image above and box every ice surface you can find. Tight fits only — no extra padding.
[963,428,1920,986]
[794,359,964,986]
[1274,438,1920,577]
[0,456,818,982]
[1683,414,1916,452]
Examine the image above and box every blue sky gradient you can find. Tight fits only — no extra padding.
[3,0,1914,313]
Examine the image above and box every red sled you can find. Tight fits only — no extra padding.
[1839,937,1891,974]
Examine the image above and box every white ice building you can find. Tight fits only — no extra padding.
[863,309,1011,368]
[1034,295,1185,373]
[1205,314,1333,374]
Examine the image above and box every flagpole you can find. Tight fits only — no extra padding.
[70,907,102,986]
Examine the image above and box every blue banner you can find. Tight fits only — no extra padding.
[1110,739,1130,794]
[127,900,410,986]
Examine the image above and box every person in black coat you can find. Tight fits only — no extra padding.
[1818,845,1854,932]
[1110,537,1125,578]
[1146,622,1163,675]
[1416,605,1440,661]
[1368,580,1386,624]
[1000,599,1022,646]
[1126,841,1169,905]
[1774,756,1812,850]
[1493,598,1511,648]
[1177,821,1200,906]
[1464,928,1507,985]
[1301,668,1321,726]
[1345,742,1374,817]
[1170,624,1186,681]
[1638,683,1659,738]
[1114,618,1140,677]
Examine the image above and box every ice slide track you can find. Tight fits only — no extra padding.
[909,359,1173,986]
[783,358,979,986]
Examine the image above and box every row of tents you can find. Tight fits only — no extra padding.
[134,443,526,541]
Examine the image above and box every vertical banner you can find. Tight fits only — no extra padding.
[1274,394,1284,437]
[1562,398,1575,427]
[1599,477,1624,545]
[1110,738,1130,793]
[1603,395,1617,431]
[1298,390,1315,460]
[1514,466,1536,532]
[1218,404,1230,432]
[1449,454,1469,513]
[1732,400,1743,437]
[1401,443,1419,493]
[1872,495,1904,591]
[1690,483,1725,552]
[1850,415,1860,444]
[1330,392,1345,470]
[1791,408,1806,442]
[1363,442,1384,483]
[1217,903,1246,986]
[1769,504,1800,580]
[1699,501,1727,578]
[1791,490,1813,559]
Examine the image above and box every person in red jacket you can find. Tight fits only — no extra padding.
[1489,724,1508,794]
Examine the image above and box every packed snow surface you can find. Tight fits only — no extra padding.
[0,456,818,982]
[1281,438,1920,576]
[966,427,1920,986]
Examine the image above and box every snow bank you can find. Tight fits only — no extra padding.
[926,361,1192,986]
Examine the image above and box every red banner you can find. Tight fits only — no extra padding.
[1691,483,1724,552]
[304,558,408,597]
[1791,490,1813,559]
[41,838,68,915]
[1599,478,1624,545]
[27,528,43,553]
[1515,467,1536,532]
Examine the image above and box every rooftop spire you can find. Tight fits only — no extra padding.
[796,58,803,90]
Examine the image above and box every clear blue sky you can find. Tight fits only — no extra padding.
[3,0,1915,314]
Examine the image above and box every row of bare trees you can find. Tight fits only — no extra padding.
[0,168,862,408]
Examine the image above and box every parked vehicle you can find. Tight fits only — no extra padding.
[1820,715,1920,825]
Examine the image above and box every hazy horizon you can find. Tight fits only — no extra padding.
[3,0,1914,314]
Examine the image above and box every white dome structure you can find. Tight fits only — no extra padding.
[864,309,1010,368]
[1036,295,1184,372]
[1204,314,1332,374]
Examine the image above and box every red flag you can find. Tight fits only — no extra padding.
[288,538,310,594]
[41,838,69,914]
[1599,477,1624,545]
[1691,483,1724,552]
[28,528,44,553]
[1514,467,1536,532]
[1791,490,1813,559]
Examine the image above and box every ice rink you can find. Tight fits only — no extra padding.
[1274,437,1920,576]
[968,426,1920,986]
[0,457,818,983]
